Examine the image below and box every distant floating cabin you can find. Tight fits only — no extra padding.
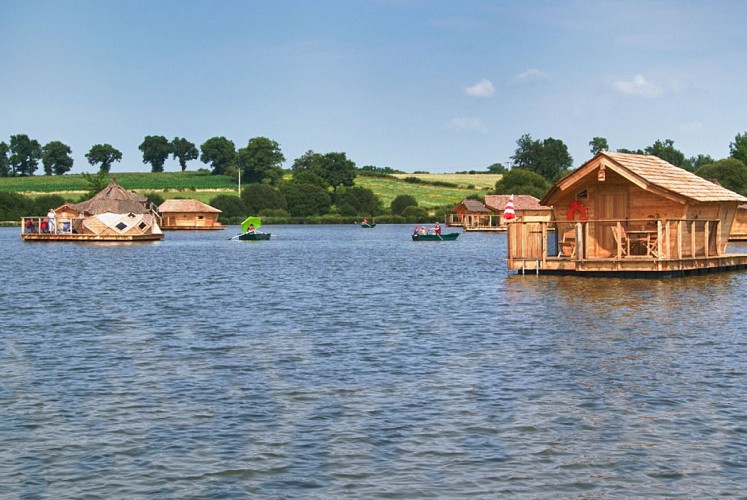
[21,179,163,242]
[158,199,224,230]
[447,195,551,231]
[506,152,747,276]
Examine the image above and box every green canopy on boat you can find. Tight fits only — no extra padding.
[241,216,262,232]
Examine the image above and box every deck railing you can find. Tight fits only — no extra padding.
[507,218,722,267]
[20,216,82,235]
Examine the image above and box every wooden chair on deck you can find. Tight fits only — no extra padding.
[559,228,576,258]
[611,225,629,257]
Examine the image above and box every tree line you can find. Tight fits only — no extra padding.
[494,132,747,198]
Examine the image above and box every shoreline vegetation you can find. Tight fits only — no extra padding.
[0,170,502,226]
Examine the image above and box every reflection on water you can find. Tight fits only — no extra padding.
[1,226,747,497]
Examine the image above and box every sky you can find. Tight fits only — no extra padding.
[1,0,746,174]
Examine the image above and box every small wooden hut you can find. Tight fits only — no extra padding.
[507,152,747,275]
[21,179,163,242]
[483,194,552,230]
[446,199,494,228]
[158,199,224,230]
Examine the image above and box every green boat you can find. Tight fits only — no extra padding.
[361,223,376,228]
[412,232,459,241]
[238,232,271,241]
[231,216,270,240]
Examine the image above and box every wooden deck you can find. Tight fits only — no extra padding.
[507,219,747,276]
[21,233,163,242]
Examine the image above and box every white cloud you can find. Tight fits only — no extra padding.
[448,117,488,133]
[614,74,663,98]
[513,69,549,84]
[464,79,495,97]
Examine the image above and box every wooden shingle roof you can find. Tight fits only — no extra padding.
[603,152,747,202]
[484,194,551,211]
[545,152,747,205]
[158,199,222,213]
[454,199,493,213]
[70,179,149,215]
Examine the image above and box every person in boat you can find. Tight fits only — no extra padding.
[419,226,427,235]
[362,218,368,225]
[248,223,256,233]
[413,225,419,235]
[433,221,442,235]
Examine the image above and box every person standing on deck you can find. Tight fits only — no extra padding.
[47,209,56,233]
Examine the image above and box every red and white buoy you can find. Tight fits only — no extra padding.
[503,194,516,220]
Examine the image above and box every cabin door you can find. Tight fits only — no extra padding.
[594,186,628,257]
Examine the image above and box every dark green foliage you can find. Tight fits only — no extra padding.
[9,134,42,176]
[209,194,247,221]
[487,163,507,174]
[334,186,381,216]
[682,154,714,172]
[200,137,236,175]
[390,194,418,215]
[589,137,609,155]
[281,183,331,216]
[730,132,747,165]
[359,165,403,175]
[139,135,172,173]
[291,150,356,193]
[171,137,199,172]
[0,191,33,220]
[645,139,685,168]
[241,183,287,215]
[404,176,422,184]
[494,168,550,199]
[0,141,9,176]
[143,192,165,207]
[511,133,573,181]
[42,141,74,175]
[695,158,747,196]
[401,205,429,220]
[86,144,122,173]
[236,137,285,185]
[32,194,66,213]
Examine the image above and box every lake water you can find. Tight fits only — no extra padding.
[2,224,747,498]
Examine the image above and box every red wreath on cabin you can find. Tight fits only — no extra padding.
[567,200,587,221]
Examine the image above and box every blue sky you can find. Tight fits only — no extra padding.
[2,0,746,174]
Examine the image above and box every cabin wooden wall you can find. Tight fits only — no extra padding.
[731,208,747,240]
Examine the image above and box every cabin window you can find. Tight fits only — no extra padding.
[128,213,136,218]
[138,222,148,230]
[198,215,204,220]
[115,222,128,231]
[577,189,588,199]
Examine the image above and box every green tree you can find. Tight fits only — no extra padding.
[487,163,507,174]
[9,134,42,176]
[241,183,287,215]
[79,170,110,200]
[335,186,381,216]
[171,137,199,172]
[42,141,74,175]
[645,139,685,168]
[390,194,418,215]
[139,135,172,173]
[31,194,66,215]
[589,137,609,155]
[0,141,9,177]
[143,192,165,208]
[200,136,236,175]
[236,137,285,185]
[730,132,747,165]
[280,182,331,216]
[494,168,550,199]
[0,191,33,220]
[316,152,356,194]
[511,133,573,181]
[682,154,714,172]
[695,158,747,196]
[85,144,122,173]
[209,194,246,221]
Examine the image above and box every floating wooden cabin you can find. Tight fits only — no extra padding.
[446,199,493,227]
[158,199,224,230]
[507,152,747,275]
[21,179,163,242]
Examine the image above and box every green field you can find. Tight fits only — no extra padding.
[0,171,497,208]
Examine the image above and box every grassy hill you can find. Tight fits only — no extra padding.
[0,171,499,208]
